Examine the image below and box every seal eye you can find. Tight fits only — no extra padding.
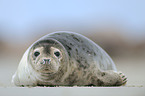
[54,51,60,57]
[34,51,40,57]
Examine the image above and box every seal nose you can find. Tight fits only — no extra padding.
[42,59,51,64]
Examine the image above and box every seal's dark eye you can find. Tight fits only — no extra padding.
[54,51,60,57]
[34,51,40,57]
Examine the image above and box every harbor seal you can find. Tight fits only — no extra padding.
[12,31,127,87]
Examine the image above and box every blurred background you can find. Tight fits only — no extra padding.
[0,0,145,87]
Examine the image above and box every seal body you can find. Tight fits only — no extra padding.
[12,31,127,86]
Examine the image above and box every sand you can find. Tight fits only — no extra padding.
[0,55,144,96]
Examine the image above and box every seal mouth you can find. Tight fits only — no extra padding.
[41,69,57,74]
[40,65,58,73]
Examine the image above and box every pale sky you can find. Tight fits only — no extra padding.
[0,0,145,43]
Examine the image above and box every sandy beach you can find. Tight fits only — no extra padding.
[0,54,144,96]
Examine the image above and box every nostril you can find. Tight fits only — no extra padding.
[43,59,50,62]
[43,59,51,64]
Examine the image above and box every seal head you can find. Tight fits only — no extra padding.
[28,38,67,74]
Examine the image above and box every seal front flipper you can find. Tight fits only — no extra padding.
[93,70,127,86]
[115,71,127,86]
